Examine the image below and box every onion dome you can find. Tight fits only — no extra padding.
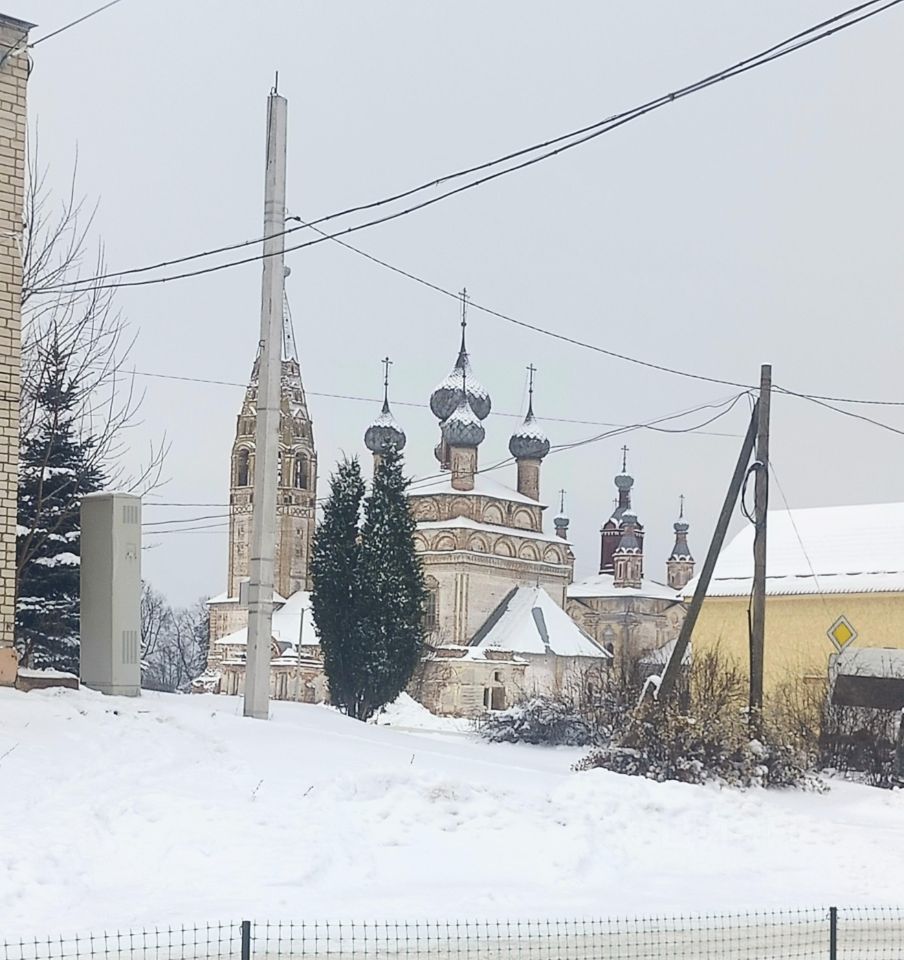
[364,357,406,454]
[508,364,550,459]
[554,491,569,538]
[669,495,693,561]
[616,510,642,552]
[441,393,485,448]
[429,296,491,421]
[364,399,406,454]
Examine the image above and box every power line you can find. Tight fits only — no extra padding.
[142,512,229,526]
[776,389,904,437]
[299,219,904,408]
[35,0,904,295]
[122,365,744,436]
[30,0,128,47]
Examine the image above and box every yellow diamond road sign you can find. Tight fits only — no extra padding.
[828,615,858,652]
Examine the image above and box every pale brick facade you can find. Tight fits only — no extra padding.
[0,15,31,686]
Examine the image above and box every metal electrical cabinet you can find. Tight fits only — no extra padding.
[79,492,142,696]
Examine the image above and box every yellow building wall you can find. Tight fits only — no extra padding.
[693,591,904,690]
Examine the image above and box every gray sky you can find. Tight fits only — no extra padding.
[11,1,904,607]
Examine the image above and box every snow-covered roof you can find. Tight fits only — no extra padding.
[471,586,610,659]
[568,572,681,601]
[686,502,904,598]
[417,516,566,546]
[207,589,289,606]
[215,590,318,648]
[409,473,543,508]
[833,647,904,678]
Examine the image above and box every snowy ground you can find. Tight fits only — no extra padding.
[1,685,902,938]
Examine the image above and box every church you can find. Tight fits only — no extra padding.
[196,295,694,714]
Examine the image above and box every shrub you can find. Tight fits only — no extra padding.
[575,651,821,790]
[478,696,596,746]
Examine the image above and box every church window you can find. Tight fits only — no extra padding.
[493,671,502,683]
[423,587,438,633]
[236,449,250,487]
[294,455,307,489]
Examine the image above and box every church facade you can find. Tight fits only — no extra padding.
[198,296,692,714]
[565,463,694,679]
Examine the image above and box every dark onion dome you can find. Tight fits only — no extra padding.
[364,398,406,454]
[614,471,634,493]
[508,408,550,460]
[441,393,486,448]
[429,336,491,422]
[616,510,642,552]
[669,519,693,561]
[553,513,569,533]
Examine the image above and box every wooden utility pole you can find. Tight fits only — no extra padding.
[749,363,772,719]
[244,87,288,720]
[657,402,759,700]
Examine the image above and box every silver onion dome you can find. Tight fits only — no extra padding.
[441,394,486,448]
[364,398,406,454]
[508,408,550,460]
[429,324,491,422]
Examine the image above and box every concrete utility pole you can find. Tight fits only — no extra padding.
[244,88,288,720]
[749,363,772,720]
[657,402,758,700]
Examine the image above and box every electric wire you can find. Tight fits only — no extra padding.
[34,0,904,295]
[29,0,128,47]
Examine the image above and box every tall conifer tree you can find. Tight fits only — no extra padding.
[357,444,426,718]
[311,448,425,721]
[311,457,366,715]
[16,344,105,672]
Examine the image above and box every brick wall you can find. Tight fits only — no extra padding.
[0,15,31,682]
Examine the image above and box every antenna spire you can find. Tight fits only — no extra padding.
[679,493,685,520]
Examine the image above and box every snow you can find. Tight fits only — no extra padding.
[688,501,904,597]
[215,590,316,650]
[568,572,681,601]
[417,516,565,545]
[409,473,542,507]
[32,551,79,567]
[375,693,473,734]
[3,686,904,937]
[474,586,609,659]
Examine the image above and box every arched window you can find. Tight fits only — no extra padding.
[236,448,250,487]
[294,455,307,489]
[423,586,438,633]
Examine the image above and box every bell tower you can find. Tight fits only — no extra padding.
[228,295,317,598]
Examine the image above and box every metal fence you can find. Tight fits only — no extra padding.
[4,908,903,960]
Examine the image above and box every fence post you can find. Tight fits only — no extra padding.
[829,907,837,960]
[241,921,251,960]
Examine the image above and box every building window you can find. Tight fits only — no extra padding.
[236,448,250,487]
[483,687,505,711]
[493,670,502,683]
[294,455,307,489]
[423,587,438,633]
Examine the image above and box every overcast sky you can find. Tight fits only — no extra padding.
[11,1,904,607]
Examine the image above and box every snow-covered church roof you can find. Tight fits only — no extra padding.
[687,501,904,598]
[470,586,610,659]
[214,590,318,651]
[568,572,681,602]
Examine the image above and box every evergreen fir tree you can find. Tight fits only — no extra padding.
[311,457,367,715]
[311,448,426,721]
[357,444,426,719]
[16,345,105,673]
